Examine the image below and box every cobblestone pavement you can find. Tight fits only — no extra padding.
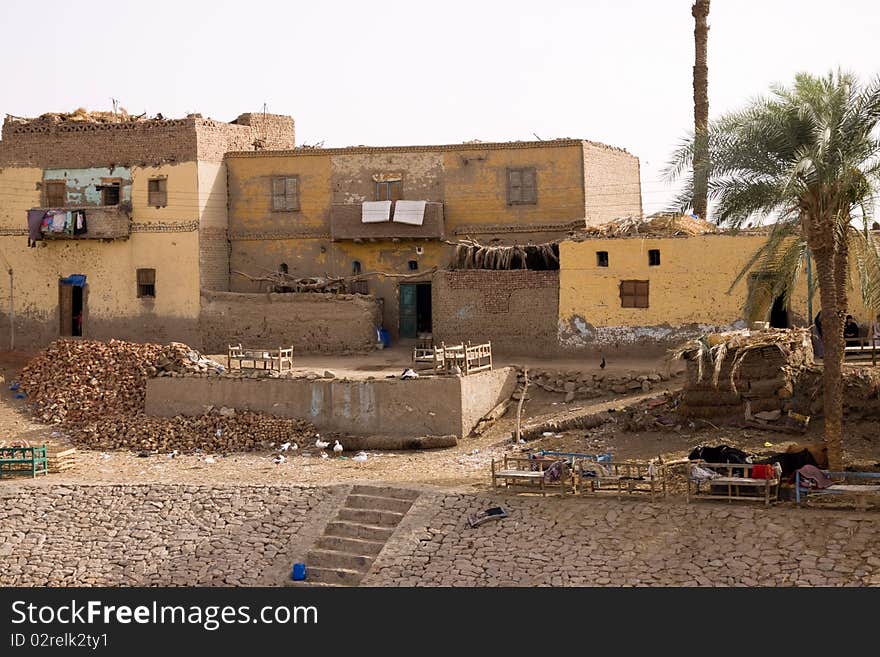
[363,492,880,587]
[2,482,878,587]
[0,484,345,586]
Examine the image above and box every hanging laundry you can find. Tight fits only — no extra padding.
[65,211,74,234]
[27,209,45,247]
[73,211,87,235]
[50,211,66,233]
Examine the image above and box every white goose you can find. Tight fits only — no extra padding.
[333,440,344,457]
[315,437,330,450]
[353,451,368,463]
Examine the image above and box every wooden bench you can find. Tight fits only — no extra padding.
[844,338,878,365]
[795,470,880,509]
[575,460,668,499]
[0,445,49,479]
[686,462,779,506]
[491,455,570,496]
[227,344,294,372]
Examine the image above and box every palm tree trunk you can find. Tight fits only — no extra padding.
[812,246,846,470]
[692,0,710,220]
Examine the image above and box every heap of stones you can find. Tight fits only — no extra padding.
[19,338,316,453]
[520,368,677,402]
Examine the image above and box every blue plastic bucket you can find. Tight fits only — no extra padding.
[291,563,306,581]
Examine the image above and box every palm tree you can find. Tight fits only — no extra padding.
[666,71,880,469]
[692,0,711,220]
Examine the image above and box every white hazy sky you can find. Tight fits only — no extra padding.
[1,0,878,213]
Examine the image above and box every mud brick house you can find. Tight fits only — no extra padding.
[0,111,294,347]
[225,139,642,341]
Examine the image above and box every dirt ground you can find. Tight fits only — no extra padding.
[1,348,878,494]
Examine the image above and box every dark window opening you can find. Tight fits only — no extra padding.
[279,263,289,274]
[45,181,66,207]
[408,260,419,271]
[506,167,537,205]
[596,251,609,267]
[272,176,300,211]
[352,260,362,275]
[374,180,402,202]
[620,280,649,308]
[648,249,661,266]
[100,184,120,206]
[137,268,156,298]
[872,222,880,231]
[148,178,167,207]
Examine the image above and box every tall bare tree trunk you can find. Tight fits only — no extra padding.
[813,245,846,470]
[692,0,710,220]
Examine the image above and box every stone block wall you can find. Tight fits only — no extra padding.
[432,270,559,354]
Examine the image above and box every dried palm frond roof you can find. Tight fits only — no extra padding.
[449,239,559,270]
[671,328,813,392]
[5,107,160,126]
[575,213,719,239]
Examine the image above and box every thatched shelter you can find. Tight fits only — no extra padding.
[672,328,814,420]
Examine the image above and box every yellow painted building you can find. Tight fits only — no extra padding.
[0,112,294,347]
[557,233,872,351]
[226,139,642,339]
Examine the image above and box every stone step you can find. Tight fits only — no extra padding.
[285,579,345,588]
[302,566,364,587]
[337,507,404,527]
[315,535,385,556]
[350,485,420,501]
[307,549,373,572]
[324,520,395,542]
[345,494,414,514]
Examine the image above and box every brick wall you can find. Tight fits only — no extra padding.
[432,270,559,354]
[0,114,295,168]
[582,141,642,226]
[199,227,230,291]
[199,291,381,353]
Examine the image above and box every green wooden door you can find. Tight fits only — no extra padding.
[399,284,417,338]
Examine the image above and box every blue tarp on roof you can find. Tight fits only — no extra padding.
[60,274,87,287]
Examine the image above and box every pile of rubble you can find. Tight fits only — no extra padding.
[149,342,225,376]
[19,339,316,453]
[576,213,719,239]
[522,368,677,402]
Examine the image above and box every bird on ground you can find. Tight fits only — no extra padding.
[333,440,344,456]
[315,438,330,450]
[273,454,286,465]
[280,442,294,451]
[353,452,368,463]
[600,356,606,369]
[320,452,329,459]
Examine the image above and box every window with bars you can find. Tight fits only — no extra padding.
[137,268,156,298]
[272,176,300,211]
[148,178,167,207]
[44,181,66,207]
[506,167,537,205]
[620,280,649,308]
[374,180,402,201]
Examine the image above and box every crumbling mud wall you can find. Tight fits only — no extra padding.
[432,270,559,354]
[199,291,381,354]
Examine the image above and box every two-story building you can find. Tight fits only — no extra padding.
[225,138,642,340]
[0,111,294,346]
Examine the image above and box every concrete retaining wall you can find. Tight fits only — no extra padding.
[145,367,516,438]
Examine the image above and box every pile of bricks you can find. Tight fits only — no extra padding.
[19,338,316,453]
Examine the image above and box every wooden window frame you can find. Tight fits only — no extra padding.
[596,251,609,267]
[620,280,649,308]
[648,249,661,266]
[506,167,537,205]
[44,180,67,208]
[272,176,300,212]
[148,177,168,208]
[374,179,403,202]
[137,268,156,299]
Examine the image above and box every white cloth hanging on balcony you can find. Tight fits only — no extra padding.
[361,200,392,223]
[393,200,426,226]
